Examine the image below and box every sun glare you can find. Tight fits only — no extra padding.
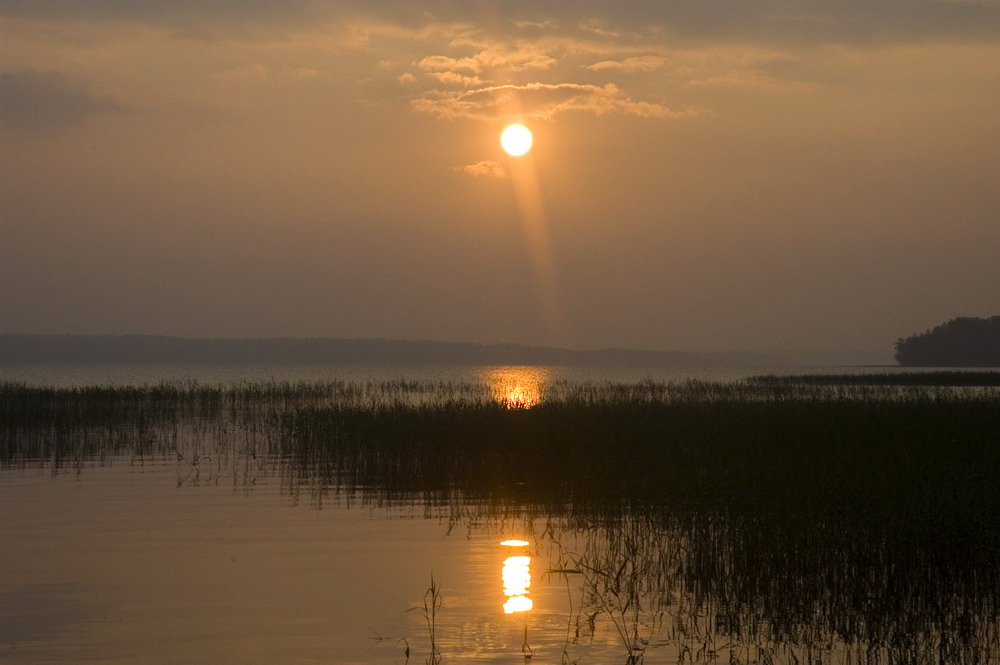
[501,124,533,156]
[485,367,547,409]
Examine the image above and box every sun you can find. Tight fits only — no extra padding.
[500,124,533,156]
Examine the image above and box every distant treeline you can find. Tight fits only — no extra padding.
[895,316,1000,367]
[0,334,774,367]
[752,371,1000,386]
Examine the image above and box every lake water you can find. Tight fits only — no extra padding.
[1,464,591,664]
[0,360,961,389]
[2,363,998,664]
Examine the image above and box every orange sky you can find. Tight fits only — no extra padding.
[2,2,998,360]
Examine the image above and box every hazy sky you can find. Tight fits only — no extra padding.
[2,1,998,358]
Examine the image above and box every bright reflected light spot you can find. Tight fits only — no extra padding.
[485,367,548,409]
[505,555,531,569]
[502,554,532,614]
[501,124,533,156]
[506,385,533,408]
[501,539,530,547]
[503,595,534,614]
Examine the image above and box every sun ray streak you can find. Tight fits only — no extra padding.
[505,131,567,346]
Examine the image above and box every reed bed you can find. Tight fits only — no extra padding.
[533,507,1000,664]
[4,377,999,536]
[282,380,1000,540]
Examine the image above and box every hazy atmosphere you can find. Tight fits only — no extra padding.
[3,0,999,357]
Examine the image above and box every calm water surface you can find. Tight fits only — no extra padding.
[0,361,948,388]
[0,464,586,664]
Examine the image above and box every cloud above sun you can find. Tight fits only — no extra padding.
[5,2,997,137]
[374,23,701,125]
[585,56,667,73]
[411,82,695,121]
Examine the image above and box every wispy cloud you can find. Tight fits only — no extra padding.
[418,55,482,74]
[375,24,701,125]
[456,160,507,178]
[412,82,694,121]
[427,71,483,88]
[578,20,627,39]
[687,68,816,92]
[585,55,667,73]
[417,43,556,76]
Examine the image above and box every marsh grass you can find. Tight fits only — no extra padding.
[282,379,1000,542]
[4,377,999,532]
[401,576,444,664]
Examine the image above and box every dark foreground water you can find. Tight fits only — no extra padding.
[2,365,999,664]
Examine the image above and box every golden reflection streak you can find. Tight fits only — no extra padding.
[484,367,549,409]
[505,126,567,346]
[501,541,533,614]
[500,539,530,547]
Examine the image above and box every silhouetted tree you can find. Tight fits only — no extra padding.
[895,316,1000,367]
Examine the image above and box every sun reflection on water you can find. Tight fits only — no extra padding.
[484,367,549,409]
[501,540,533,614]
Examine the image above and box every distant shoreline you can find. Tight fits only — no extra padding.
[0,333,779,368]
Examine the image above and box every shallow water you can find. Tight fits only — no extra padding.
[1,462,601,664]
[6,455,996,664]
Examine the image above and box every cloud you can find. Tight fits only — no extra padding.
[687,68,816,92]
[0,70,118,130]
[512,20,557,31]
[418,43,556,76]
[427,72,483,87]
[456,160,507,178]
[585,55,666,73]
[470,43,557,71]
[418,55,481,74]
[578,19,627,39]
[412,82,695,121]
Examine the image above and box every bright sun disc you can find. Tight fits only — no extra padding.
[501,124,533,156]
